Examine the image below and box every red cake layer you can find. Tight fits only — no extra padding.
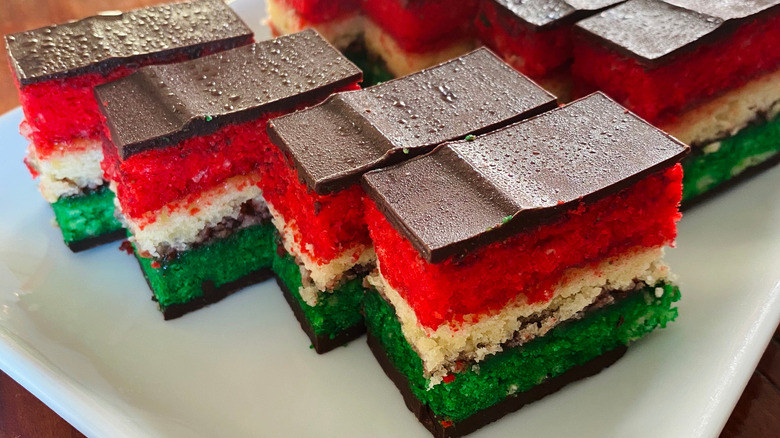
[474,1,571,78]
[260,146,370,263]
[103,82,360,220]
[362,0,478,53]
[102,114,277,220]
[366,165,682,330]
[18,67,132,157]
[276,0,360,23]
[16,41,251,153]
[572,12,780,125]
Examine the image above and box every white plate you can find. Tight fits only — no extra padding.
[2,1,779,437]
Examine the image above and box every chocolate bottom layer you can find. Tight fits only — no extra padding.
[51,186,124,252]
[67,228,126,252]
[368,331,627,438]
[135,222,276,319]
[158,267,273,320]
[276,275,366,353]
[363,282,679,435]
[272,248,366,353]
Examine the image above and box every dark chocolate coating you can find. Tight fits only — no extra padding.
[367,331,627,438]
[575,0,780,65]
[267,48,556,194]
[67,228,127,253]
[95,30,362,160]
[157,268,274,320]
[275,273,366,354]
[362,92,689,263]
[491,0,625,29]
[5,0,252,85]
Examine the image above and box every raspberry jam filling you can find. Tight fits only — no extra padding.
[276,0,361,23]
[572,12,780,125]
[474,1,572,78]
[362,0,478,53]
[260,147,370,264]
[365,165,683,330]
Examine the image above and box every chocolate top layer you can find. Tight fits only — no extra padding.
[492,0,625,29]
[95,30,362,160]
[267,48,556,195]
[575,0,780,65]
[363,92,689,263]
[5,0,252,85]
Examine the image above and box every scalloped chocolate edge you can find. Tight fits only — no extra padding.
[362,92,689,263]
[95,29,362,159]
[267,48,556,195]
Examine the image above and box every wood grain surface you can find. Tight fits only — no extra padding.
[0,1,778,437]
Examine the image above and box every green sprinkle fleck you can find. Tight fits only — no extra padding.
[501,215,512,224]
[465,134,476,141]
[402,148,410,154]
[205,115,213,122]
[486,226,493,231]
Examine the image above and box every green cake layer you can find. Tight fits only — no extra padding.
[272,249,366,350]
[682,115,780,200]
[51,186,123,248]
[344,49,394,86]
[137,221,276,316]
[364,282,680,423]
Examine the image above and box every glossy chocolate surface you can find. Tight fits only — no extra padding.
[95,30,362,159]
[492,0,625,29]
[268,48,556,194]
[575,0,780,64]
[5,0,252,85]
[363,92,689,263]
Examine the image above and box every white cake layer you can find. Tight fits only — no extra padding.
[662,69,780,147]
[266,0,363,50]
[367,245,672,386]
[363,19,475,78]
[268,203,374,305]
[25,138,105,203]
[117,173,265,258]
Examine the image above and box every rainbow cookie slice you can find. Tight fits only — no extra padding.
[95,30,361,318]
[266,0,363,51]
[5,0,253,251]
[474,0,626,100]
[573,0,780,203]
[263,48,556,352]
[267,0,480,83]
[361,92,688,436]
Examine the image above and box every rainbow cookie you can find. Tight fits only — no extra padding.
[361,92,688,436]
[474,0,626,100]
[267,0,480,83]
[263,49,556,352]
[5,0,253,251]
[95,30,361,318]
[572,0,780,203]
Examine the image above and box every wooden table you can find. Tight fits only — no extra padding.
[0,1,778,437]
